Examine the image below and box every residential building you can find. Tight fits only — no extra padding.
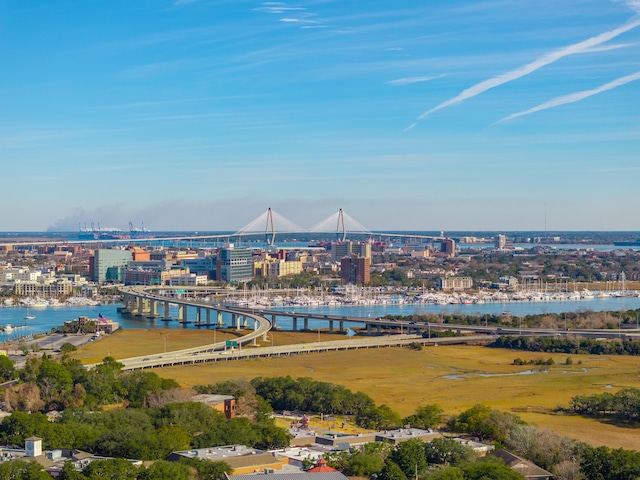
[340,256,370,285]
[190,394,236,419]
[331,241,371,262]
[254,258,303,278]
[439,277,473,291]
[492,449,553,479]
[495,234,507,249]
[14,279,73,297]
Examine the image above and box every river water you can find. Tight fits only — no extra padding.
[2,295,640,344]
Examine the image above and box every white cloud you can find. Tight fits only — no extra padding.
[496,71,640,123]
[387,74,446,86]
[408,16,640,127]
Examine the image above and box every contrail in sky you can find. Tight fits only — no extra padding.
[406,16,640,130]
[495,71,640,124]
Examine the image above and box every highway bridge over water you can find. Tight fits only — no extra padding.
[1,208,445,249]
[97,286,640,371]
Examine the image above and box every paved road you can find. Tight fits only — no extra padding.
[109,334,494,371]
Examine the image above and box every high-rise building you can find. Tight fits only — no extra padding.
[332,241,372,262]
[440,238,456,257]
[495,234,506,249]
[90,249,133,283]
[216,244,253,284]
[340,256,371,285]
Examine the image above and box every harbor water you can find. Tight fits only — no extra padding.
[2,295,640,344]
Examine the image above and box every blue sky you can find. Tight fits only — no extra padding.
[1,0,639,232]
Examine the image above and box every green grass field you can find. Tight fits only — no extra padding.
[73,329,640,450]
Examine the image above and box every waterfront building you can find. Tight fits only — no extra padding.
[439,276,473,291]
[340,256,371,285]
[216,244,253,284]
[495,234,507,249]
[13,278,73,297]
[253,258,303,278]
[89,249,133,283]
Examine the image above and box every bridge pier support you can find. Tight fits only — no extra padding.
[377,325,382,334]
[217,311,223,327]
[303,317,309,330]
[196,308,202,325]
[206,309,211,325]
[329,320,334,333]
[163,301,172,321]
[178,305,189,323]
[143,299,152,316]
[292,317,298,331]
[339,320,344,332]
[120,293,135,314]
[135,297,144,317]
[242,315,249,329]
[367,324,372,334]
[271,314,277,329]
[253,320,259,346]
[233,313,240,330]
[147,300,159,319]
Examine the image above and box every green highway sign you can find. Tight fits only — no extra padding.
[225,340,238,347]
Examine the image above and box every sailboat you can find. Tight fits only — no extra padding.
[24,307,36,320]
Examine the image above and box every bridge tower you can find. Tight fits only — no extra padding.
[337,208,346,241]
[265,207,276,245]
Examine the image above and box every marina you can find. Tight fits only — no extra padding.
[2,294,640,344]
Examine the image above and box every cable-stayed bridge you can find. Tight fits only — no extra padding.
[0,208,443,247]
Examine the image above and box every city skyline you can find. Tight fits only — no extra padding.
[2,1,639,231]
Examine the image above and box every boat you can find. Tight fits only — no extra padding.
[30,299,49,309]
[24,307,36,320]
[3,325,13,334]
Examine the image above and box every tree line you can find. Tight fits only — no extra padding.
[386,307,640,331]
[0,456,231,480]
[570,388,640,422]
[490,335,640,356]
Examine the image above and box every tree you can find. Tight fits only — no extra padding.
[60,343,78,355]
[580,445,640,480]
[137,460,191,480]
[426,467,465,480]
[0,355,16,382]
[59,461,82,480]
[379,460,408,480]
[505,425,576,471]
[179,458,231,480]
[356,404,402,430]
[462,457,525,479]
[81,459,138,479]
[389,438,428,478]
[403,404,443,429]
[424,438,475,466]
[448,405,522,443]
[0,459,51,479]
